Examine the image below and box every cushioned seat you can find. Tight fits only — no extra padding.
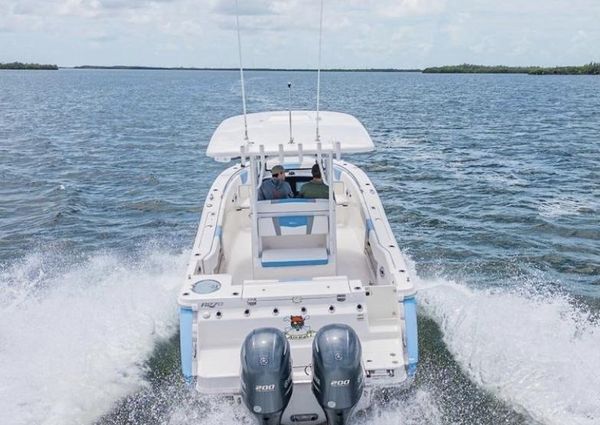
[261,247,328,267]
[256,198,331,269]
[259,215,328,237]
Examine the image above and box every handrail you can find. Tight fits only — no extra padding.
[334,161,413,293]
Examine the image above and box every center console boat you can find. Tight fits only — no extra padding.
[178,110,418,425]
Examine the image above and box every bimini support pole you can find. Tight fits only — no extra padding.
[257,145,266,189]
[240,145,247,167]
[335,141,341,162]
[316,142,323,171]
[327,152,337,271]
[249,154,259,276]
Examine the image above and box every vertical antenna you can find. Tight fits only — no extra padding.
[315,0,324,142]
[235,0,249,142]
[288,82,294,143]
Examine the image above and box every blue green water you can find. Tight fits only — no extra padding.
[1,70,599,425]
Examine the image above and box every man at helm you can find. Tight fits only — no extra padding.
[298,163,329,199]
[258,164,294,200]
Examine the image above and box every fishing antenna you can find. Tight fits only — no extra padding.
[288,82,294,143]
[315,0,324,142]
[235,0,249,142]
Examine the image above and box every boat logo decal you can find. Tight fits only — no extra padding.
[284,315,315,340]
[290,315,306,331]
[201,302,223,308]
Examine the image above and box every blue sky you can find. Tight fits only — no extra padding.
[1,0,599,68]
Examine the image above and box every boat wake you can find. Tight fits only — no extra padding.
[2,246,598,425]
[0,246,186,425]
[110,382,444,425]
[419,278,600,425]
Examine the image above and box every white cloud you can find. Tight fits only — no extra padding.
[210,0,278,16]
[0,0,599,67]
[376,0,447,18]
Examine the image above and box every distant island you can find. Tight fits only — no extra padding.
[0,62,58,70]
[4,62,599,75]
[74,63,600,75]
[73,65,422,72]
[423,63,600,75]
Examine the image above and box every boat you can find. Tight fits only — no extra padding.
[178,109,419,425]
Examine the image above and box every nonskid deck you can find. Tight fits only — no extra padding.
[219,210,375,286]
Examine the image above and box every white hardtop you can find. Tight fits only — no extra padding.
[206,110,374,158]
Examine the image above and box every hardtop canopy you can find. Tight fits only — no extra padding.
[206,110,374,159]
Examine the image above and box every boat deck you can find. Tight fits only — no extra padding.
[221,217,375,285]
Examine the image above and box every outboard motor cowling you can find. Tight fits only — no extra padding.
[241,328,293,425]
[312,324,364,425]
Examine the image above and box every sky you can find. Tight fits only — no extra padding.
[0,0,599,68]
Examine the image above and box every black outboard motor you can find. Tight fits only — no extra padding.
[312,324,364,425]
[241,328,293,425]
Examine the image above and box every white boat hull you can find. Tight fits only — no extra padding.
[180,118,418,424]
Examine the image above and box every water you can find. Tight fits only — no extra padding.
[1,70,599,425]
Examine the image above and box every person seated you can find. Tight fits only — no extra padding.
[298,163,329,199]
[258,164,294,200]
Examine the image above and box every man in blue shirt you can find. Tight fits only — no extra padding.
[257,165,294,200]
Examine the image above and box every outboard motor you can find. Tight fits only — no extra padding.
[312,324,364,425]
[241,328,293,425]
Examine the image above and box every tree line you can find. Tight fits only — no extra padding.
[423,63,600,75]
[0,62,58,70]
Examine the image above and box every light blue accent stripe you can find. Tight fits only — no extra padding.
[334,168,342,180]
[278,216,308,227]
[262,258,329,267]
[366,218,374,232]
[215,225,223,238]
[271,198,316,204]
[403,297,419,376]
[180,307,194,380]
[240,169,248,184]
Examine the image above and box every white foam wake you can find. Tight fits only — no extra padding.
[419,279,600,425]
[0,248,186,425]
[163,389,443,425]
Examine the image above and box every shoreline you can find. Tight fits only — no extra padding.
[69,63,600,75]
[3,63,599,75]
[422,63,600,75]
[70,65,422,72]
[0,62,58,70]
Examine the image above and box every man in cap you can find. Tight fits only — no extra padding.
[257,164,294,201]
[298,163,329,199]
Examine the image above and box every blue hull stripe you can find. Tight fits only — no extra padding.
[180,307,194,379]
[403,297,419,376]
